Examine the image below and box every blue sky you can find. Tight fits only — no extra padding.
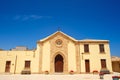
[0,0,120,56]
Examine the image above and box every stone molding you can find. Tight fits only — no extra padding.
[50,34,68,74]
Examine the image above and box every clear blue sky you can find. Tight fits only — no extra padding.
[0,0,120,56]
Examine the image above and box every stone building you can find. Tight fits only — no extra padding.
[112,56,120,73]
[0,31,112,74]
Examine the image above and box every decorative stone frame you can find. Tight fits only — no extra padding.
[50,52,68,74]
[55,39,63,45]
[49,34,69,74]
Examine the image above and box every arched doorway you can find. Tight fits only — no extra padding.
[55,54,64,72]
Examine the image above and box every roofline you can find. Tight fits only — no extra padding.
[37,31,109,43]
[79,40,109,43]
[37,31,77,43]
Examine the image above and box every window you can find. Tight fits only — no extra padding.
[101,59,106,68]
[84,44,89,53]
[56,39,62,45]
[25,61,31,69]
[99,44,105,53]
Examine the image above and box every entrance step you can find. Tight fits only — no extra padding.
[54,72,64,75]
[0,74,113,80]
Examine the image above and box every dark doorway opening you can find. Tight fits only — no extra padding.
[5,61,11,72]
[55,54,64,72]
[85,60,90,73]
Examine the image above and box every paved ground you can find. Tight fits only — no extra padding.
[0,74,115,80]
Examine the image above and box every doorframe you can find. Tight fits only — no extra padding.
[55,54,64,72]
[5,61,11,73]
[85,59,90,73]
[50,52,68,74]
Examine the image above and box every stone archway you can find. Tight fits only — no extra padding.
[55,54,63,72]
[50,52,68,74]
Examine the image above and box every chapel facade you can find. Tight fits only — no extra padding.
[0,31,112,74]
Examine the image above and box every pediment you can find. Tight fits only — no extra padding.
[38,31,77,43]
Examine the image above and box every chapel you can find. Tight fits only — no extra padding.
[0,31,112,74]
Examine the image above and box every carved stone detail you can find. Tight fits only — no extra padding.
[50,34,68,74]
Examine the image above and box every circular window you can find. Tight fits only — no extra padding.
[56,39,62,45]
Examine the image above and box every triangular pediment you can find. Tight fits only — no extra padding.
[38,31,77,42]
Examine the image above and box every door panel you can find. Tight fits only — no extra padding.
[85,60,90,72]
[5,61,11,72]
[55,60,63,72]
[55,54,63,72]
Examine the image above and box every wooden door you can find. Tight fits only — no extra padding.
[55,54,63,72]
[85,60,90,72]
[5,61,11,72]
[55,60,63,72]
